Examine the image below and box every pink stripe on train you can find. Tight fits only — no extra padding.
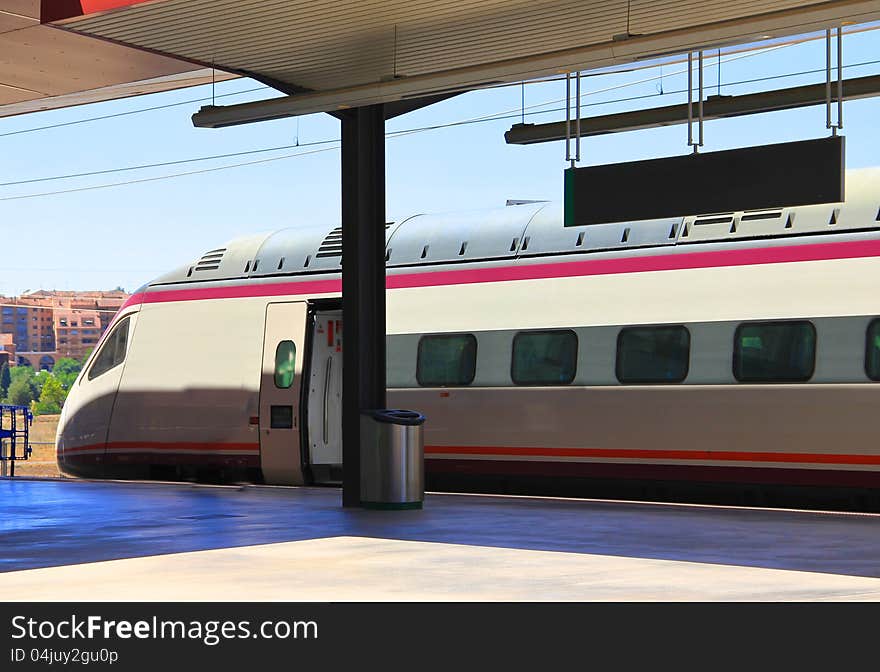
[113,237,880,309]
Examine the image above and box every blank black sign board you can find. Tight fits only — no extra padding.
[564,136,844,226]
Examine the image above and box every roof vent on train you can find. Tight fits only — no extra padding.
[385,204,546,266]
[678,201,880,243]
[314,223,395,260]
[677,168,880,243]
[193,248,225,272]
[249,222,402,276]
[147,232,273,286]
[316,227,342,260]
[518,204,680,256]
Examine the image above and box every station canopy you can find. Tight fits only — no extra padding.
[0,1,236,118]
[2,0,878,122]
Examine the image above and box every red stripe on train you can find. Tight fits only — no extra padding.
[59,440,880,468]
[425,446,880,466]
[390,238,880,290]
[62,441,260,454]
[427,459,880,488]
[115,237,880,309]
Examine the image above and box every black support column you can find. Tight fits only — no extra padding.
[341,104,386,507]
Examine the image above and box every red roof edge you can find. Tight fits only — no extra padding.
[41,1,84,23]
[42,0,155,24]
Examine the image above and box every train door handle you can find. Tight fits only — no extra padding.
[323,356,332,445]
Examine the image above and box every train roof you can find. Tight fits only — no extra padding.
[149,167,880,286]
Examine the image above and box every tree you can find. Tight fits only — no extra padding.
[0,362,10,400]
[32,370,50,398]
[33,375,65,415]
[6,376,35,407]
[9,365,39,401]
[9,365,34,384]
[53,357,82,390]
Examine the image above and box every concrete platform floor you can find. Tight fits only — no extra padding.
[3,478,880,601]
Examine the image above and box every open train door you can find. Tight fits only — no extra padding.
[306,309,343,483]
[259,302,308,485]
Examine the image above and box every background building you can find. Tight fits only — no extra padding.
[0,333,14,367]
[0,290,128,369]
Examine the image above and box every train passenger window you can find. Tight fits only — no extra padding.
[733,321,815,383]
[274,340,296,389]
[511,330,577,386]
[616,326,689,384]
[417,334,477,386]
[87,316,131,381]
[865,319,880,381]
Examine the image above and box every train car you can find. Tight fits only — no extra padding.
[56,168,880,506]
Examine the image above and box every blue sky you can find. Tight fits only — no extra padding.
[1,27,879,295]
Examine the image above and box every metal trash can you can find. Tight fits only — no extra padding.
[360,409,425,509]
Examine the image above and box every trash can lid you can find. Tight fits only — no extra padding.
[364,409,426,426]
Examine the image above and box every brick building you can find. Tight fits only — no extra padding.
[0,302,54,353]
[0,290,128,369]
[0,333,14,367]
[54,308,103,359]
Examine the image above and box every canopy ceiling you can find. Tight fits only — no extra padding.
[2,0,879,120]
[0,0,235,118]
[43,0,880,121]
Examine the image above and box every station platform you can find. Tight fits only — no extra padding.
[2,478,880,601]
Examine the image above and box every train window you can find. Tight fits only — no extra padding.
[733,321,815,383]
[865,320,880,381]
[274,340,296,389]
[616,326,689,384]
[511,330,577,386]
[417,334,477,386]
[87,316,131,381]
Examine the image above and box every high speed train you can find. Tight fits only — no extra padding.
[55,167,880,506]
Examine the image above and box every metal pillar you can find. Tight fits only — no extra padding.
[341,104,387,507]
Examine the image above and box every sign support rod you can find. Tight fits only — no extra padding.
[826,27,844,135]
[575,70,581,165]
[687,51,704,153]
[565,71,582,168]
[565,72,572,166]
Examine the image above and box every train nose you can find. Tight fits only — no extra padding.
[55,384,99,479]
[55,392,74,474]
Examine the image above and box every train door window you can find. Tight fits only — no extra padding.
[616,326,689,384]
[417,334,477,386]
[87,316,131,381]
[733,321,815,383]
[511,330,577,385]
[865,319,880,381]
[274,340,296,389]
